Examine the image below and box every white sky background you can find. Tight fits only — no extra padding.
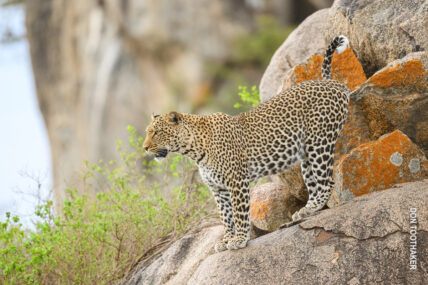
[0,5,52,224]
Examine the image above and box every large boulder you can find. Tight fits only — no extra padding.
[123,224,223,285]
[326,0,428,77]
[354,52,428,154]
[124,180,428,284]
[329,130,428,207]
[189,180,428,284]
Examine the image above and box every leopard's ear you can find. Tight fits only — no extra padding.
[168,111,182,125]
[151,113,160,120]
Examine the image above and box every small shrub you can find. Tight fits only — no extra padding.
[233,85,260,110]
[0,126,215,284]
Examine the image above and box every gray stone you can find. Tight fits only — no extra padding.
[250,182,306,232]
[122,224,223,285]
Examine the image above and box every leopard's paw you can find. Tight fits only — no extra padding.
[292,206,316,222]
[214,240,228,253]
[226,237,248,250]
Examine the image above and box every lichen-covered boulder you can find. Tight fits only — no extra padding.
[354,52,428,154]
[329,130,428,207]
[250,183,306,232]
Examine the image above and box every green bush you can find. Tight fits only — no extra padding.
[0,126,214,284]
[233,85,260,110]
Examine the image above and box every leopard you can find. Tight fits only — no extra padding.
[143,35,351,252]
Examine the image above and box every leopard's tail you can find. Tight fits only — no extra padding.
[321,35,349,80]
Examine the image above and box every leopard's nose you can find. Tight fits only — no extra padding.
[143,146,149,151]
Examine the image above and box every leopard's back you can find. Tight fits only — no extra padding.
[239,79,349,180]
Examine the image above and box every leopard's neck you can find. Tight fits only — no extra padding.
[176,114,214,165]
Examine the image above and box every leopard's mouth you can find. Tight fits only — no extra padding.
[154,148,168,161]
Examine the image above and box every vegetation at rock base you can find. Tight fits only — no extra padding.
[0,126,215,284]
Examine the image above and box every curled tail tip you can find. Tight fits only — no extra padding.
[335,35,349,54]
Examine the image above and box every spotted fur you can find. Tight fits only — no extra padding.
[143,36,350,252]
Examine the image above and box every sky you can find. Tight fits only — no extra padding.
[0,5,52,224]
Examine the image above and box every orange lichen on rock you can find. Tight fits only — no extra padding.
[334,102,370,159]
[331,48,367,91]
[328,130,428,207]
[294,55,323,82]
[293,48,367,91]
[250,200,271,221]
[367,59,428,91]
[358,93,395,140]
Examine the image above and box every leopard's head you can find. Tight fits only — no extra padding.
[143,111,188,161]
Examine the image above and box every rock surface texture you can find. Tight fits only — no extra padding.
[330,130,428,207]
[124,225,223,285]
[123,180,428,285]
[355,52,428,154]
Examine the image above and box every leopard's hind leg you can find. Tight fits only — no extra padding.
[292,138,336,222]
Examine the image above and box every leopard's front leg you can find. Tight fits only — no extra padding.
[212,189,235,252]
[227,182,250,250]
